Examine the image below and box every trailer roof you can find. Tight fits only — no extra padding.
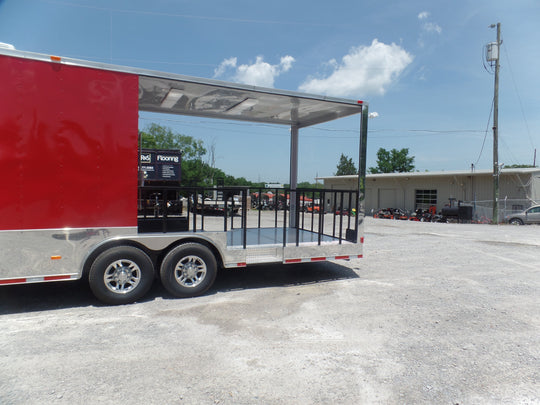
[1,49,366,128]
[137,75,364,128]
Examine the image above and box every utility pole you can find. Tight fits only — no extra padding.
[490,22,501,224]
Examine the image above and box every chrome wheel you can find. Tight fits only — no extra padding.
[174,255,207,288]
[89,246,154,305]
[160,243,217,298]
[103,259,141,294]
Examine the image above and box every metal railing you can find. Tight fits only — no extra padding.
[138,186,248,237]
[138,186,359,247]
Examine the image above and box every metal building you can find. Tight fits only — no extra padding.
[320,168,540,221]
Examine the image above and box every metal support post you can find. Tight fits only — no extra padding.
[358,103,369,219]
[492,22,501,224]
[289,124,299,228]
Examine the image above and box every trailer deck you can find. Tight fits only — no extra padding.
[226,227,347,248]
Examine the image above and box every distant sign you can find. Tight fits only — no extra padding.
[139,149,181,182]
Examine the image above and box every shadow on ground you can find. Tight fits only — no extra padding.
[0,262,359,315]
[212,261,359,292]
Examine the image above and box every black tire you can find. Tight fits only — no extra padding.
[89,246,155,305]
[509,218,524,225]
[160,243,217,298]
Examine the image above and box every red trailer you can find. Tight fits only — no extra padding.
[0,48,369,304]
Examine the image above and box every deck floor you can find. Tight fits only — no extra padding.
[226,227,343,247]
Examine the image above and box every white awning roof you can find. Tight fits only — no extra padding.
[137,74,365,128]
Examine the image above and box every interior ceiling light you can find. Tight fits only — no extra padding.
[160,89,184,109]
[226,98,258,114]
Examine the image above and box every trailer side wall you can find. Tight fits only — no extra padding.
[0,55,139,230]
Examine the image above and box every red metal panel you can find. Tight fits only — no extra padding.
[0,55,139,230]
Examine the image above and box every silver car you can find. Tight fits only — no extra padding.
[506,205,540,225]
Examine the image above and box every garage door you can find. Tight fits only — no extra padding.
[378,188,397,208]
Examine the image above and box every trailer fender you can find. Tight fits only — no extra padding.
[156,237,225,271]
[82,234,226,282]
[81,237,154,280]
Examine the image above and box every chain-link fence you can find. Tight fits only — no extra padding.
[461,199,539,223]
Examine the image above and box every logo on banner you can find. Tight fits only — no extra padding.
[140,153,152,163]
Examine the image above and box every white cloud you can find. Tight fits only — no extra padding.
[416,66,428,81]
[213,55,295,87]
[279,55,295,73]
[214,57,237,78]
[423,22,442,34]
[298,39,413,97]
[417,10,442,48]
[418,10,442,35]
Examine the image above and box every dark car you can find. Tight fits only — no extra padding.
[505,205,540,225]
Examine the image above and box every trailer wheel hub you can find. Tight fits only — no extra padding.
[104,259,141,294]
[175,255,207,288]
[116,269,130,284]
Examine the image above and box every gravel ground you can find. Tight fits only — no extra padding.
[1,217,539,404]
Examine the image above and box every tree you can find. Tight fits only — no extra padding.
[139,124,262,187]
[335,153,357,176]
[297,181,323,189]
[140,123,206,160]
[140,124,332,188]
[369,148,415,174]
[505,164,536,168]
[139,123,210,185]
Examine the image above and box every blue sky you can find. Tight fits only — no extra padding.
[1,0,539,183]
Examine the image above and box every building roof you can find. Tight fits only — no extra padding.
[319,168,540,181]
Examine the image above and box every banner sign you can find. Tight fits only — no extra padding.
[139,149,181,182]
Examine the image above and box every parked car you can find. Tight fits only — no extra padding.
[505,205,540,225]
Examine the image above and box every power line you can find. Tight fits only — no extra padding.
[474,98,494,166]
[502,40,536,151]
[139,116,486,139]
[499,135,520,166]
[41,0,340,27]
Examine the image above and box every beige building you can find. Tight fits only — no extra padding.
[319,168,540,220]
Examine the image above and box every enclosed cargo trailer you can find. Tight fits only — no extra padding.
[0,48,369,304]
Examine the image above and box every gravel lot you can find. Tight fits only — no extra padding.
[1,217,539,404]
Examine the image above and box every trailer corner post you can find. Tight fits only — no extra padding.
[289,124,299,228]
[358,103,369,225]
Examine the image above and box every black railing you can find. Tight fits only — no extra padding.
[295,188,359,246]
[138,186,248,241]
[137,186,359,247]
[246,187,359,245]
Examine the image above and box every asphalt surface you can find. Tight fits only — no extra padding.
[1,217,539,404]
